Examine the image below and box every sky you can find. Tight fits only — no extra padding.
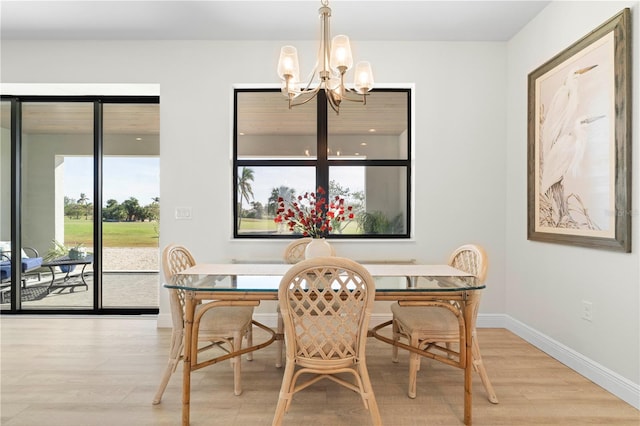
[64,156,362,207]
[64,157,159,205]
[246,166,365,206]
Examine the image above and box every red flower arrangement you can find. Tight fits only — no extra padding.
[274,186,354,237]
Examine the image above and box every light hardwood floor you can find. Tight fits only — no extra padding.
[1,317,637,425]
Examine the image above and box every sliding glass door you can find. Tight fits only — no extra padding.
[0,96,159,313]
[102,103,160,308]
[21,101,95,308]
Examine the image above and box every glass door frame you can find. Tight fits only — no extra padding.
[1,95,159,315]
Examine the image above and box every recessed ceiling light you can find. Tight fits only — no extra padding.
[355,152,360,156]
[360,142,367,146]
[239,132,245,136]
[368,128,376,133]
[135,137,142,141]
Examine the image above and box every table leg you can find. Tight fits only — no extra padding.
[46,264,90,293]
[79,263,89,289]
[46,266,57,293]
[182,292,195,426]
[463,293,478,425]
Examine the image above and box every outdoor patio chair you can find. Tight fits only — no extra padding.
[152,244,255,404]
[0,246,43,287]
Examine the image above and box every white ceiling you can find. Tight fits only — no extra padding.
[1,0,549,42]
[1,0,550,137]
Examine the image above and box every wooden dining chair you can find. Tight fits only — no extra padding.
[152,244,254,404]
[276,238,336,367]
[272,256,381,425]
[390,244,498,403]
[283,237,336,264]
[282,237,312,264]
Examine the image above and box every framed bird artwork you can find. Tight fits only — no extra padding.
[527,8,631,252]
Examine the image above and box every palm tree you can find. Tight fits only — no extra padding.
[78,193,90,220]
[268,186,295,216]
[237,167,255,229]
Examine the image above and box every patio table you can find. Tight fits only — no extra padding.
[41,255,93,293]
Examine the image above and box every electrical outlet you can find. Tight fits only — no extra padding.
[582,300,593,322]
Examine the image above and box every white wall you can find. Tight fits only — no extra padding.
[0,38,508,323]
[506,0,639,394]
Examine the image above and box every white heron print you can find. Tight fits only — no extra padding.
[536,33,615,235]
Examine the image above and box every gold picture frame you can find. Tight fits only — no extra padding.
[527,8,631,252]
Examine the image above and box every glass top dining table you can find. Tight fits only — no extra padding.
[166,261,484,426]
[167,262,484,295]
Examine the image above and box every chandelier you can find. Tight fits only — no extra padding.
[276,0,374,114]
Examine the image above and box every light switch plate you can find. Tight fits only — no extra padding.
[175,207,192,220]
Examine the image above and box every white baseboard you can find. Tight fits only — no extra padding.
[157,313,172,328]
[504,315,640,410]
[476,313,508,328]
[155,311,639,409]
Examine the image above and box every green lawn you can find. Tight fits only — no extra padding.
[65,218,159,248]
[238,218,361,235]
[238,218,278,231]
[66,216,360,247]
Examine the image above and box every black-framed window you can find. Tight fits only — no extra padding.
[233,88,411,239]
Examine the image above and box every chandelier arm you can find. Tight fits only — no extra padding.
[327,99,340,115]
[301,65,319,92]
[326,91,341,114]
[338,71,346,97]
[338,92,369,104]
[289,83,322,98]
[289,90,323,108]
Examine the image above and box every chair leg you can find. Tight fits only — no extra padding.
[407,334,420,399]
[152,330,183,405]
[446,342,455,359]
[232,331,243,396]
[472,333,498,404]
[392,319,400,363]
[275,308,283,368]
[246,323,253,361]
[358,361,383,425]
[272,362,295,426]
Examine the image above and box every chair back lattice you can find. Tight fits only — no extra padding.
[278,256,375,362]
[448,244,488,285]
[283,238,336,264]
[283,238,312,264]
[162,244,199,329]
